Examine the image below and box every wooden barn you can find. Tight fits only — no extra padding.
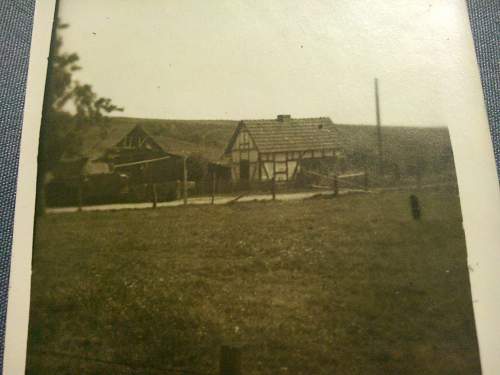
[223,115,340,182]
[49,121,232,205]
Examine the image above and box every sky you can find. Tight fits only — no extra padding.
[57,0,466,126]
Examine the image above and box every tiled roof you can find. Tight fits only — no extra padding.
[241,117,338,153]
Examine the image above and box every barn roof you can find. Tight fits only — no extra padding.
[61,122,137,162]
[62,119,236,163]
[225,116,339,154]
[140,126,223,161]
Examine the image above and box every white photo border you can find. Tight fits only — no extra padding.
[2,1,56,374]
[3,1,499,374]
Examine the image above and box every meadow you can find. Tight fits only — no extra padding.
[26,188,480,375]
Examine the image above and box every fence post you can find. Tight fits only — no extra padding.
[77,176,83,211]
[183,155,188,205]
[271,176,276,201]
[211,171,216,204]
[333,174,339,196]
[410,194,421,220]
[152,183,158,208]
[220,344,242,375]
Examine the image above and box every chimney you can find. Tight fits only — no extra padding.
[277,114,291,122]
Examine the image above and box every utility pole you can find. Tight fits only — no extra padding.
[375,78,384,175]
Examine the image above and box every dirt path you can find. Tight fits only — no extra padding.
[46,189,342,214]
[45,183,452,214]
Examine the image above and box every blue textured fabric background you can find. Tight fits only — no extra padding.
[466,0,500,174]
[0,0,36,371]
[0,1,498,373]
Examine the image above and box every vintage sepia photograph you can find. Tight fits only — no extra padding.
[20,1,485,374]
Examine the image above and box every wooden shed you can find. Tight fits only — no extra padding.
[223,115,340,182]
[49,121,232,205]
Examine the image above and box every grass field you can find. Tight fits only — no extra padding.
[26,188,480,375]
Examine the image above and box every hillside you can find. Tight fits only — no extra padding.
[117,118,455,174]
[111,117,238,154]
[61,116,455,175]
[335,124,454,174]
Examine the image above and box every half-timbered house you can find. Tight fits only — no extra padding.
[223,115,339,182]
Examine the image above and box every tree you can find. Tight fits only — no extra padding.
[35,13,123,216]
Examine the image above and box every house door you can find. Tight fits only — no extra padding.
[240,160,250,180]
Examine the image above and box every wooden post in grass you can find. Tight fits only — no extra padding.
[271,176,276,201]
[152,183,158,209]
[211,171,216,205]
[333,174,339,196]
[220,344,242,375]
[77,178,83,211]
[149,163,157,209]
[183,155,188,205]
[410,194,421,220]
